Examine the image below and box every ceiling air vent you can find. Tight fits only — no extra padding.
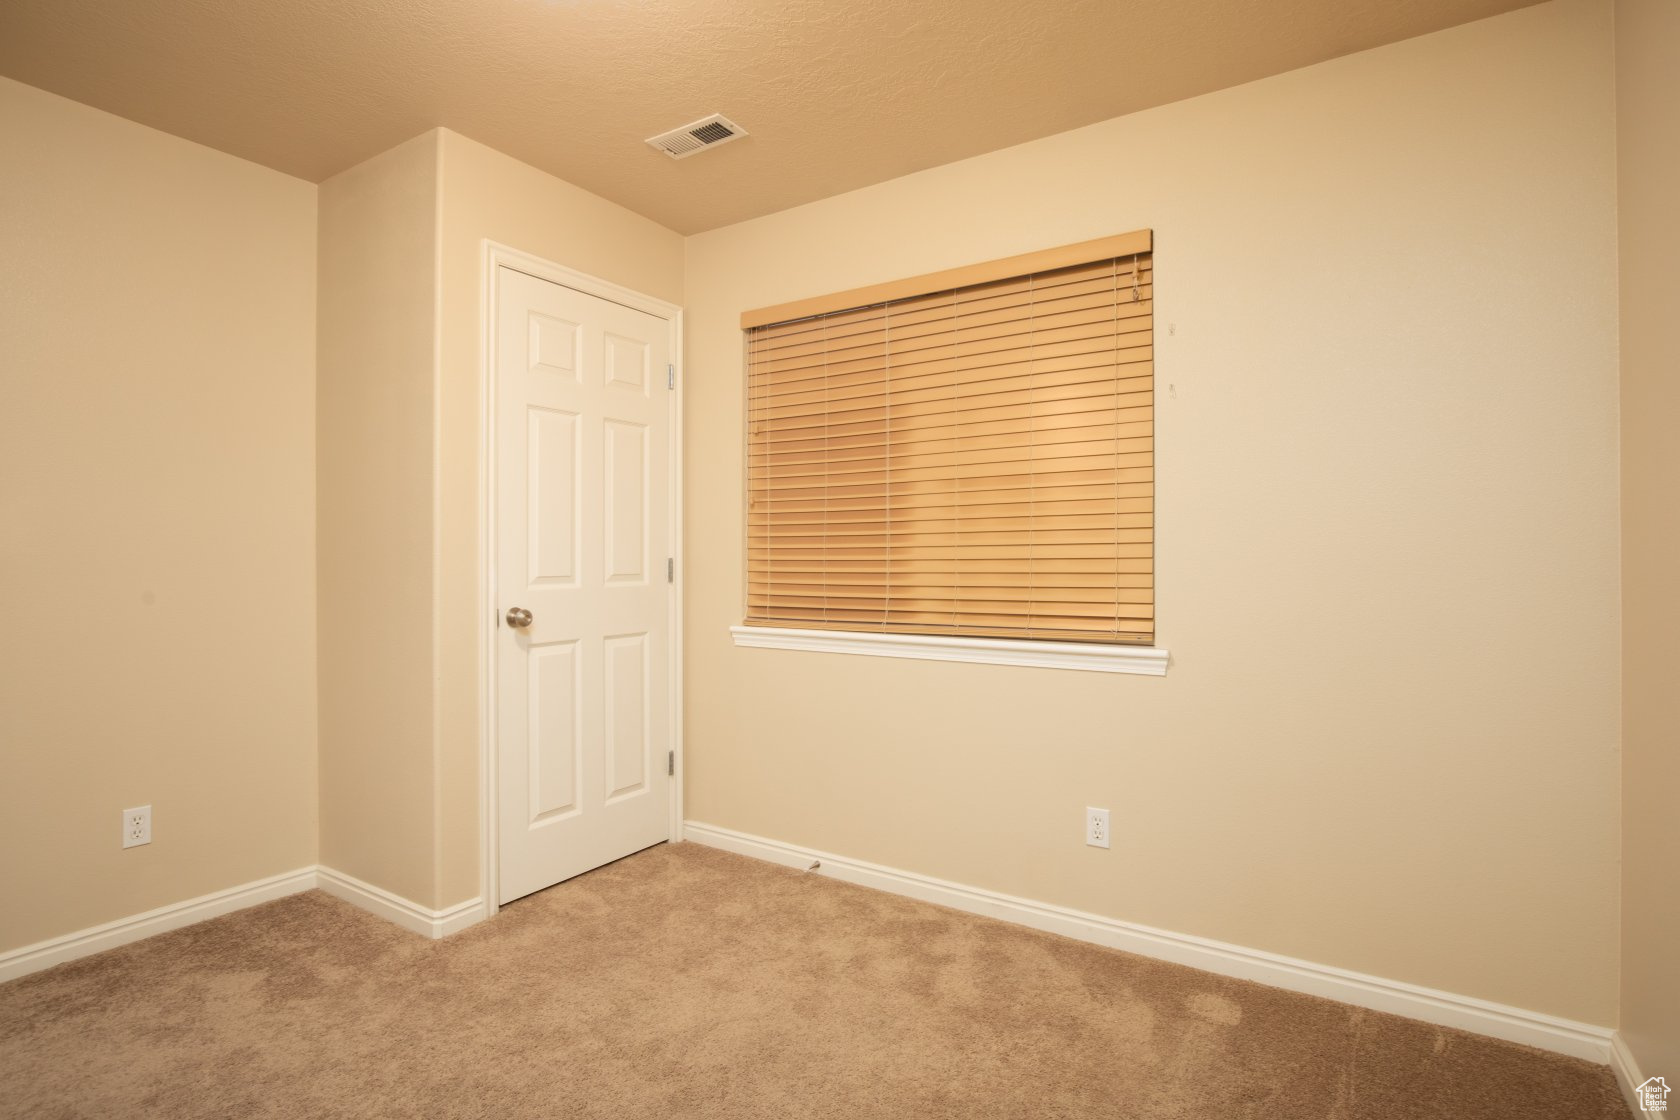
[646,114,747,160]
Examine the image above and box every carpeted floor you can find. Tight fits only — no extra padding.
[0,843,1629,1119]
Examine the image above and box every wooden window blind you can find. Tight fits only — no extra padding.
[743,230,1154,646]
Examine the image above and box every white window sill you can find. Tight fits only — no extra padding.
[729,626,1169,676]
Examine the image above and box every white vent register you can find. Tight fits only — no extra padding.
[646,114,747,159]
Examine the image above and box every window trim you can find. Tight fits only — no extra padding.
[730,625,1169,676]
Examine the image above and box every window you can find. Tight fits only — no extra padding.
[742,230,1155,653]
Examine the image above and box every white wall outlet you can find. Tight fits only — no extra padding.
[122,805,152,849]
[1085,806,1110,849]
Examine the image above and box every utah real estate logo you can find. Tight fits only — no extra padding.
[1637,1076,1671,1113]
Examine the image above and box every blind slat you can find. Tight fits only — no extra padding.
[749,469,1155,501]
[742,619,1155,643]
[753,343,1153,402]
[750,294,1153,373]
[750,323,1153,382]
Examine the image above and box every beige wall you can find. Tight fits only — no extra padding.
[433,130,685,906]
[1616,0,1680,1081]
[0,0,1639,1039]
[0,78,319,951]
[683,0,1621,1025]
[315,132,441,905]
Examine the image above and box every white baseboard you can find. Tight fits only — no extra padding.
[683,820,1616,1064]
[0,866,317,984]
[0,866,486,984]
[1610,1031,1651,1116]
[314,867,486,940]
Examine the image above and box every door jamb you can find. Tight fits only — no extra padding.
[480,241,686,918]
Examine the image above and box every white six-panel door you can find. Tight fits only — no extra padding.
[495,266,672,905]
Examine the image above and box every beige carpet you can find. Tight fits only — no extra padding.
[0,843,1629,1119]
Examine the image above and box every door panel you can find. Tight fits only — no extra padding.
[604,633,649,801]
[527,408,579,584]
[604,419,647,583]
[496,266,672,905]
[529,642,581,823]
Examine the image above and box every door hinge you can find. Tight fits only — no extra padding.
[667,363,675,390]
[667,750,675,776]
[667,557,674,583]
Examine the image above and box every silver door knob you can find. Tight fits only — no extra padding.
[506,607,533,628]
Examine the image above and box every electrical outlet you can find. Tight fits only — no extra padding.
[1085,807,1110,849]
[122,805,151,849]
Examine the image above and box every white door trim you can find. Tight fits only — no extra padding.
[479,242,685,919]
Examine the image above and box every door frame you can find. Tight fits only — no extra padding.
[479,241,685,919]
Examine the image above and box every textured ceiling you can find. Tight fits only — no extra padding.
[0,0,1538,234]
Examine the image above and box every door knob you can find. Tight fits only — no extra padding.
[506,607,533,628]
